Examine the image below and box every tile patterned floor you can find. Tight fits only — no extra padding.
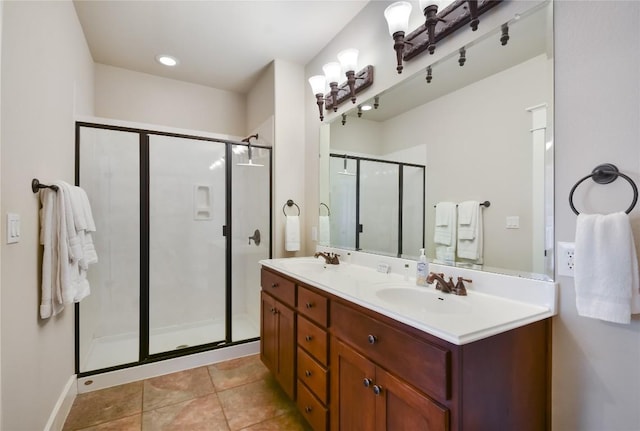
[63,355,311,431]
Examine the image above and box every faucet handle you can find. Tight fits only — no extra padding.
[454,277,472,296]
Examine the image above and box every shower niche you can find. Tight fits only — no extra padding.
[76,122,272,375]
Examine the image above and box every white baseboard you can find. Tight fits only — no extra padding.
[44,374,77,431]
[77,341,259,394]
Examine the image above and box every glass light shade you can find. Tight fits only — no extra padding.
[419,0,441,12]
[308,75,326,95]
[337,49,359,73]
[384,1,412,37]
[322,62,342,84]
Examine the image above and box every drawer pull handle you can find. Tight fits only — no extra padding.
[271,283,279,288]
[305,406,313,413]
[373,385,383,395]
[305,370,312,377]
[363,378,372,388]
[305,302,314,309]
[305,335,313,342]
[368,334,377,344]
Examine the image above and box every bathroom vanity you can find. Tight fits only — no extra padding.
[260,257,555,431]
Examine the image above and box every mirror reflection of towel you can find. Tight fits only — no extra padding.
[457,201,483,262]
[285,216,300,251]
[319,215,330,246]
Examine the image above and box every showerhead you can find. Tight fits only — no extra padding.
[237,133,263,167]
[337,155,355,176]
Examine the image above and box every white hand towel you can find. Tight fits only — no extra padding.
[434,202,456,246]
[457,200,478,240]
[285,215,301,251]
[319,215,330,246]
[39,188,64,319]
[574,212,640,324]
[457,202,483,261]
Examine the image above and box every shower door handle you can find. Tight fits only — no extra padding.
[248,229,261,246]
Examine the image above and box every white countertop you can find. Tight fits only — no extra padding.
[260,256,556,345]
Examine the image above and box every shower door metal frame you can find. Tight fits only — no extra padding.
[330,153,426,258]
[74,121,273,377]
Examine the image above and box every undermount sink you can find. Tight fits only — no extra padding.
[375,287,472,315]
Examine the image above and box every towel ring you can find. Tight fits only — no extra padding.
[283,199,300,216]
[569,163,638,215]
[319,203,331,216]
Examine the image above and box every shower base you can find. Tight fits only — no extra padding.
[81,314,259,373]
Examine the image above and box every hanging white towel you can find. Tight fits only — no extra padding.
[318,215,330,246]
[457,200,478,240]
[39,181,98,319]
[434,202,456,262]
[285,215,301,251]
[457,201,483,262]
[574,212,640,324]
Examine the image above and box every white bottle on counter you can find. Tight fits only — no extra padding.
[416,248,428,286]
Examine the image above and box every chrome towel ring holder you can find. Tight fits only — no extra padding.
[283,199,301,216]
[569,163,638,215]
[319,203,331,216]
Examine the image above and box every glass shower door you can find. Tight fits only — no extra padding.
[148,135,227,354]
[230,143,271,341]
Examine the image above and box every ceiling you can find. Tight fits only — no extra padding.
[73,0,370,94]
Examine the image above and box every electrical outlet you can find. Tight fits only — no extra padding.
[557,242,575,277]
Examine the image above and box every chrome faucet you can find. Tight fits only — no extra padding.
[314,252,340,265]
[427,272,454,294]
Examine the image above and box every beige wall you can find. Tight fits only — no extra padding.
[0,1,94,430]
[94,63,247,136]
[246,63,275,134]
[306,1,640,429]
[553,2,640,429]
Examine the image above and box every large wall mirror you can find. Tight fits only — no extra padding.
[319,1,554,280]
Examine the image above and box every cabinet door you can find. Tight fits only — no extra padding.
[276,300,296,399]
[261,291,295,399]
[374,368,449,431]
[261,291,277,372]
[331,338,376,431]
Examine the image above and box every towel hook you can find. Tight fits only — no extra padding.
[282,199,301,216]
[569,163,638,215]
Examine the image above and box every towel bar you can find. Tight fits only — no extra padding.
[433,201,490,208]
[283,199,301,216]
[569,163,638,215]
[31,179,59,193]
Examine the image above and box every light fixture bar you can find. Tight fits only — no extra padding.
[403,0,502,61]
[323,65,374,111]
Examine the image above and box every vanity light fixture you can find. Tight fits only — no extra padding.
[384,0,503,73]
[426,65,433,83]
[341,113,347,125]
[500,24,509,46]
[308,60,375,120]
[357,105,363,118]
[458,47,466,66]
[374,96,380,109]
[155,54,179,67]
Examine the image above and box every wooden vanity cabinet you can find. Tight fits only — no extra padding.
[260,270,296,399]
[260,266,551,431]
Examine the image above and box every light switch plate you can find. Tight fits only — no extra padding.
[7,213,20,244]
[506,216,520,229]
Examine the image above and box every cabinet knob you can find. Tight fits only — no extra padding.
[269,307,276,314]
[368,334,377,344]
[305,370,312,377]
[373,385,383,395]
[304,406,313,413]
[305,302,314,309]
[363,378,372,388]
[305,335,313,342]
[271,283,279,288]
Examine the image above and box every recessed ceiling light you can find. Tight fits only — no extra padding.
[155,55,178,67]
[361,104,373,111]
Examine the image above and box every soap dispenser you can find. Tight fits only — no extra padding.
[416,249,428,286]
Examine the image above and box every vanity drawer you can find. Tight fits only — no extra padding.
[261,268,295,308]
[297,380,328,431]
[297,285,328,327]
[297,347,328,404]
[297,315,328,366]
[331,301,451,400]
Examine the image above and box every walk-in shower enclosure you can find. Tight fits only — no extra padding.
[76,123,271,375]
